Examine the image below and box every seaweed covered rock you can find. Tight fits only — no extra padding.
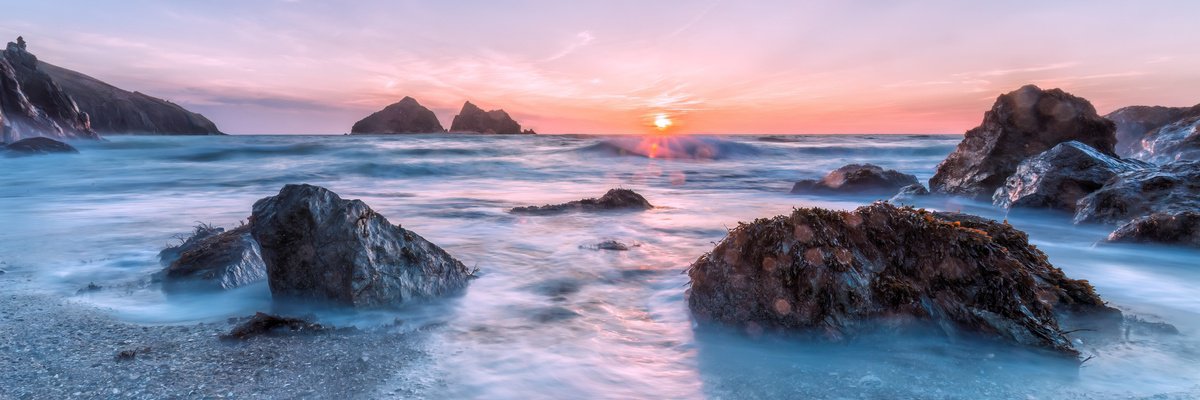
[510,189,653,215]
[161,225,266,292]
[1074,161,1200,224]
[1105,105,1193,157]
[686,202,1119,358]
[2,136,78,155]
[791,164,919,195]
[929,85,1116,199]
[1106,211,1200,248]
[449,101,528,134]
[158,223,224,266]
[250,184,473,307]
[994,141,1149,212]
[350,96,444,134]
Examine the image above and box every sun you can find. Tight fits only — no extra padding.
[653,113,673,130]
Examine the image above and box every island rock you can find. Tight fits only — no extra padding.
[449,101,528,134]
[510,189,653,215]
[350,96,444,134]
[791,164,918,195]
[994,141,1150,212]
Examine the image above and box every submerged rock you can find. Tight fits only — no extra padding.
[1104,105,1193,157]
[250,184,473,307]
[3,136,78,155]
[994,141,1149,212]
[888,184,930,204]
[790,164,919,195]
[449,101,528,134]
[161,225,267,292]
[350,96,444,134]
[1131,107,1200,164]
[1074,161,1200,224]
[929,85,1117,199]
[510,189,653,215]
[686,202,1119,358]
[595,240,630,251]
[1106,211,1200,248]
[221,312,328,340]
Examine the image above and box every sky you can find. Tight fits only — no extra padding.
[3,1,1199,135]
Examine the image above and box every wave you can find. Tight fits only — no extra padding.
[575,136,763,160]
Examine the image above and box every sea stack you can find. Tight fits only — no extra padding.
[350,96,445,134]
[1,37,98,142]
[449,101,530,134]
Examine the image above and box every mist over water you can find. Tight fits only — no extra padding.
[1,134,1197,398]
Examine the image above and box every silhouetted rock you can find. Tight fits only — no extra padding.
[3,136,78,155]
[1106,211,1200,248]
[1,38,97,141]
[994,141,1150,212]
[1105,105,1192,156]
[510,189,654,215]
[686,202,1120,359]
[250,184,473,307]
[1131,106,1200,164]
[889,184,930,204]
[350,96,444,134]
[521,129,537,135]
[929,85,1116,199]
[1074,161,1200,224]
[449,101,528,134]
[161,225,266,292]
[221,312,327,341]
[791,164,918,195]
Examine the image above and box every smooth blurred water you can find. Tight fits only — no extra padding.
[1,134,1197,398]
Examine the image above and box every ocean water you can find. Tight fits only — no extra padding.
[1,134,1197,398]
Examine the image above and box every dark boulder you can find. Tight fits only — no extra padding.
[250,184,473,307]
[994,141,1150,212]
[449,101,527,134]
[221,312,328,340]
[350,96,444,134]
[3,136,78,155]
[1106,212,1200,248]
[1131,107,1200,164]
[791,164,918,195]
[158,223,224,266]
[510,189,653,215]
[1,38,97,141]
[1104,105,1192,157]
[1074,161,1200,224]
[161,225,266,291]
[929,85,1117,199]
[686,202,1120,359]
[889,184,930,204]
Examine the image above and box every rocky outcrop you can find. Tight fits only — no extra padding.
[449,101,528,134]
[1104,105,1192,156]
[1106,212,1200,248]
[1074,161,1200,224]
[510,189,654,215]
[686,202,1120,358]
[160,225,266,292]
[1131,107,1200,164]
[889,184,930,204]
[929,85,1117,199]
[350,97,444,134]
[1,38,97,142]
[791,164,918,195]
[3,136,78,155]
[994,141,1150,212]
[38,62,221,135]
[250,184,473,307]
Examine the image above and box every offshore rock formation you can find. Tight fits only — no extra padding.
[1107,211,1200,248]
[160,225,267,292]
[0,37,97,141]
[1105,105,1192,157]
[350,97,444,134]
[510,189,654,215]
[686,202,1120,359]
[3,136,79,155]
[250,184,473,307]
[1130,106,1200,164]
[791,164,919,195]
[929,85,1117,199]
[1074,161,1200,224]
[994,141,1149,212]
[889,184,930,204]
[449,101,528,134]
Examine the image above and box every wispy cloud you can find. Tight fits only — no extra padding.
[543,31,594,62]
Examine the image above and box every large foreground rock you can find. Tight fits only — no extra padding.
[3,136,78,155]
[350,96,444,134]
[160,225,266,292]
[1131,106,1200,164]
[1106,212,1200,248]
[929,85,1117,199]
[449,101,528,134]
[686,202,1120,358]
[510,189,653,215]
[1074,161,1200,224]
[994,141,1149,212]
[1105,105,1193,157]
[791,164,918,195]
[250,184,473,306]
[1,37,98,142]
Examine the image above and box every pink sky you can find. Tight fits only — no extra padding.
[3,1,1199,134]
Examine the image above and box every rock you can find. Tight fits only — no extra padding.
[686,202,1120,359]
[1106,211,1200,248]
[158,223,225,266]
[889,184,930,204]
[1104,105,1192,156]
[595,240,630,251]
[220,312,327,340]
[161,225,267,291]
[521,129,537,135]
[76,282,102,294]
[929,85,1117,199]
[350,97,444,134]
[1131,106,1200,164]
[1074,161,1200,224]
[250,184,474,306]
[449,101,528,134]
[1,38,98,142]
[510,189,654,215]
[994,141,1150,212]
[791,164,919,195]
[2,137,78,155]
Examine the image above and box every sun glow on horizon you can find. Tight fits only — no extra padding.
[653,113,673,131]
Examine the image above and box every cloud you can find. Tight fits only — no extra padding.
[542,31,594,62]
